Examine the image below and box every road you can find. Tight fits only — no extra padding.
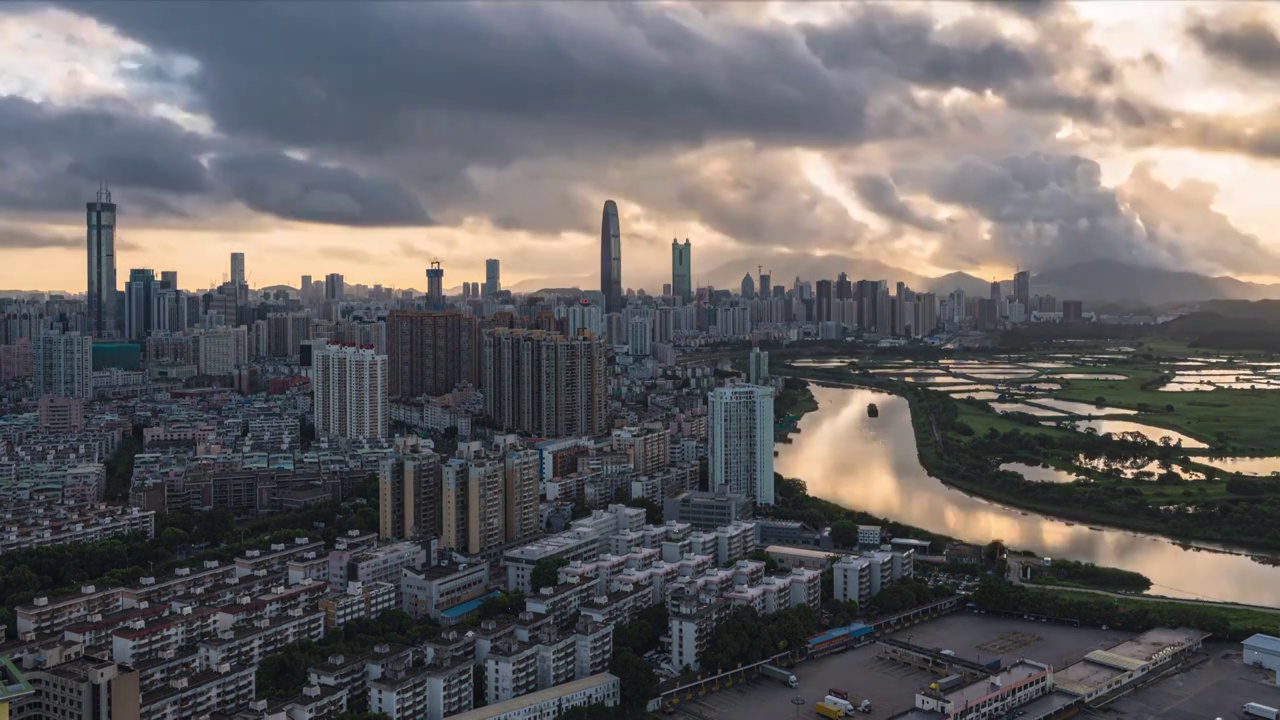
[1006,558,1280,614]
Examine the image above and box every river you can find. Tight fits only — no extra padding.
[773,385,1280,607]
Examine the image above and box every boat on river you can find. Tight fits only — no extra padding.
[867,403,879,418]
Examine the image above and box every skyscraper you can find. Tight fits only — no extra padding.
[324,273,345,301]
[485,259,501,297]
[386,310,477,398]
[671,239,692,302]
[379,447,442,541]
[989,280,1001,303]
[301,275,312,300]
[481,329,608,438]
[815,280,833,322]
[1013,270,1031,309]
[230,252,246,286]
[86,185,118,338]
[160,271,178,291]
[124,268,158,341]
[34,332,93,400]
[425,260,444,309]
[759,271,771,300]
[740,273,755,299]
[313,344,388,439]
[600,200,622,314]
[708,384,774,505]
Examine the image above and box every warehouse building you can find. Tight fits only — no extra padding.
[1243,634,1280,675]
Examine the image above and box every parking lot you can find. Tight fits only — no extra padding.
[887,612,1131,670]
[669,612,1133,720]
[1088,645,1280,720]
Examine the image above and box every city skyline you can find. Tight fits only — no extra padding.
[6,3,1280,292]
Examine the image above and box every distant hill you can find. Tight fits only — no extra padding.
[1160,300,1280,351]
[1034,261,1280,305]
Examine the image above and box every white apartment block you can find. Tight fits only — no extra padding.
[196,326,249,376]
[34,331,93,400]
[318,580,397,629]
[313,344,388,440]
[708,384,774,505]
[833,547,915,606]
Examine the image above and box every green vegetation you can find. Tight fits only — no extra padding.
[698,605,819,673]
[104,434,140,501]
[774,377,818,420]
[973,577,1280,641]
[866,578,952,615]
[530,557,569,593]
[1024,559,1152,593]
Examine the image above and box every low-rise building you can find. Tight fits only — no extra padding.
[401,561,490,622]
[443,672,621,720]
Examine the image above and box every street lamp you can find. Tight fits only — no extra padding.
[791,696,806,720]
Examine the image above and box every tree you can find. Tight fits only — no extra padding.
[610,649,657,716]
[830,520,859,548]
[530,557,569,592]
[623,497,664,526]
[559,704,614,720]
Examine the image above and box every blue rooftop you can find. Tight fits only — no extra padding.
[440,591,502,620]
[808,623,872,647]
[1244,633,1280,656]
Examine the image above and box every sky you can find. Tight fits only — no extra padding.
[5,1,1280,293]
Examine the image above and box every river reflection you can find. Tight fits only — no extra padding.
[774,385,1280,606]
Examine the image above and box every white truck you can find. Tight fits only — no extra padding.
[1243,703,1279,720]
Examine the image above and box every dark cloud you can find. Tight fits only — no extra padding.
[0,225,79,249]
[73,2,870,156]
[211,153,430,227]
[801,6,1047,93]
[1188,12,1280,75]
[0,95,211,213]
[928,153,1165,270]
[920,152,1280,276]
[852,174,944,232]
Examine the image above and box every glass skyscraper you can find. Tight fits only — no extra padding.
[600,200,622,314]
[86,185,117,338]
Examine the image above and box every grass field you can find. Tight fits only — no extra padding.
[1049,370,1280,452]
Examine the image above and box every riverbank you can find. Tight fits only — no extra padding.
[778,365,1280,554]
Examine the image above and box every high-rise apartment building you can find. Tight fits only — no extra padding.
[380,448,442,541]
[441,455,506,555]
[386,311,477,398]
[230,252,246,286]
[86,186,118,338]
[671,239,691,302]
[504,448,541,544]
[195,326,249,376]
[600,200,622,315]
[485,259,501,297]
[708,385,774,505]
[124,268,159,341]
[481,329,608,439]
[34,332,93,400]
[313,344,388,439]
[1013,270,1031,309]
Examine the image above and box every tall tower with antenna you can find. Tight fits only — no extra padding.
[87,182,118,338]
